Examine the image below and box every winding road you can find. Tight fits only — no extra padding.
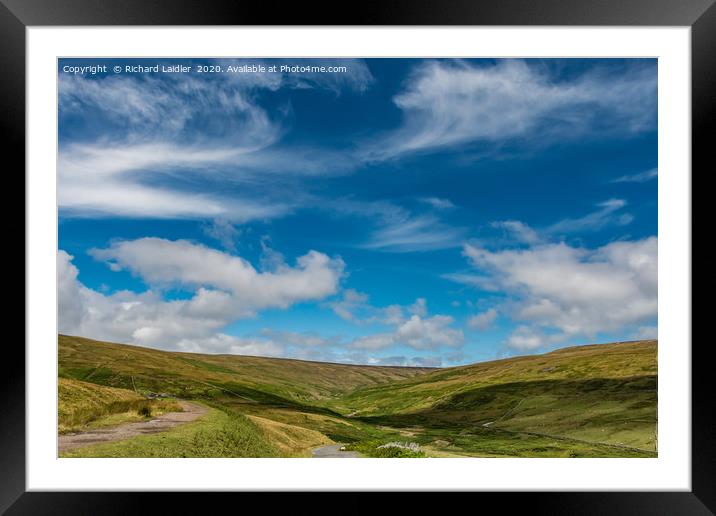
[312,444,362,458]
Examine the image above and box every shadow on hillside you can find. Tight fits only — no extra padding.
[354,375,657,430]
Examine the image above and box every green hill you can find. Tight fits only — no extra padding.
[328,341,657,455]
[58,335,657,458]
[59,334,432,405]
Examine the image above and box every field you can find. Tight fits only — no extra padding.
[58,335,657,458]
[58,377,182,434]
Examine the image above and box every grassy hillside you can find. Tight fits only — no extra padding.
[331,341,656,415]
[58,377,182,433]
[59,334,431,404]
[58,335,657,458]
[330,341,657,455]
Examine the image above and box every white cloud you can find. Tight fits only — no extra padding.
[57,250,85,335]
[350,333,396,351]
[58,142,292,221]
[394,314,464,350]
[467,308,498,330]
[504,326,550,351]
[612,168,658,183]
[419,197,456,210]
[366,355,442,367]
[379,305,405,326]
[58,64,372,222]
[328,289,370,323]
[89,238,344,313]
[364,59,656,160]
[175,333,286,356]
[349,313,464,351]
[326,289,463,351]
[461,236,657,350]
[60,61,374,138]
[408,298,428,317]
[202,218,241,252]
[60,247,463,362]
[545,199,633,235]
[259,329,341,348]
[491,220,541,245]
[325,198,464,254]
[362,215,466,252]
[59,240,344,353]
[442,272,498,291]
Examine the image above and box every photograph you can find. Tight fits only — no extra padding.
[57,57,658,459]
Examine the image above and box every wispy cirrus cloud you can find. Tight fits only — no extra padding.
[419,197,456,210]
[611,168,658,183]
[322,197,465,253]
[58,143,294,221]
[362,215,466,253]
[362,59,657,161]
[481,199,634,250]
[58,61,374,222]
[490,220,541,245]
[545,199,633,235]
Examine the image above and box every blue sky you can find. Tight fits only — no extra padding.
[57,58,657,366]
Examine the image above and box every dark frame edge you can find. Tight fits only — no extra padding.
[4,0,713,513]
[691,0,716,513]
[0,1,26,515]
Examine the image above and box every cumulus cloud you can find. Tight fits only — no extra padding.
[60,249,452,364]
[408,298,428,317]
[327,289,463,351]
[62,240,461,363]
[504,326,552,351]
[460,236,657,350]
[89,238,344,313]
[467,308,498,330]
[364,59,656,160]
[328,289,371,323]
[59,240,344,352]
[394,314,464,349]
[202,218,241,252]
[348,313,463,351]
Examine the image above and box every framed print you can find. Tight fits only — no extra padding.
[3,0,713,512]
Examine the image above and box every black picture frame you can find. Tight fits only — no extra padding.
[3,0,711,512]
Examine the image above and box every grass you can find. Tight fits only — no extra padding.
[245,414,333,457]
[61,404,278,458]
[58,335,658,458]
[344,440,426,458]
[59,334,432,402]
[58,377,182,433]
